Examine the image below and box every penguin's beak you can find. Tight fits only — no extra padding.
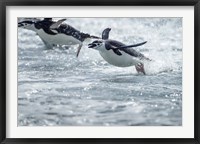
[18,22,24,27]
[88,43,95,48]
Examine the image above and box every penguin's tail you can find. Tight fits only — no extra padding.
[89,35,101,39]
[80,32,100,39]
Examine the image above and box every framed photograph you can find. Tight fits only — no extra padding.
[0,0,199,144]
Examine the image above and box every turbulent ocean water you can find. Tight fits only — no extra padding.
[18,18,182,126]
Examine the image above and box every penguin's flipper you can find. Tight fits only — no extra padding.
[102,28,111,40]
[50,19,67,29]
[117,41,147,49]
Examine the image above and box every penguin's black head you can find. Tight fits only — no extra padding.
[88,40,104,50]
[18,20,36,31]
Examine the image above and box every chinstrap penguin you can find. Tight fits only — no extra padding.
[88,28,151,74]
[18,18,100,56]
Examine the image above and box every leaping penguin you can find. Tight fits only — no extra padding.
[88,28,151,75]
[18,18,100,57]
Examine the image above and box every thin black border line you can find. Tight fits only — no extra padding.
[1,0,200,144]
[194,1,200,142]
[2,0,199,6]
[1,0,6,144]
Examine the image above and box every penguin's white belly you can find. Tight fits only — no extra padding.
[37,29,82,46]
[99,50,141,67]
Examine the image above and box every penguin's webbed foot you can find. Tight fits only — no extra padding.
[135,63,146,75]
[76,44,83,57]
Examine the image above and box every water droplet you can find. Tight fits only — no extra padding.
[171,99,176,102]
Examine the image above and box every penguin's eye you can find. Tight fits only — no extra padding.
[96,43,101,46]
